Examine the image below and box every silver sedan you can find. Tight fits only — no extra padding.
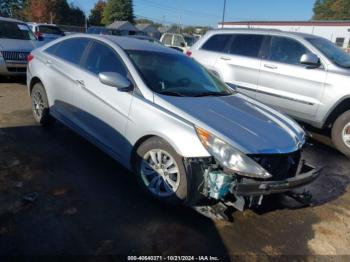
[27,34,320,211]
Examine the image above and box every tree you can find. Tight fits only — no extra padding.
[0,0,25,19]
[102,0,134,25]
[313,0,350,20]
[89,0,106,26]
[24,0,85,26]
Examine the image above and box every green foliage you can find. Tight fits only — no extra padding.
[102,0,134,25]
[89,0,106,26]
[0,0,25,19]
[313,0,350,20]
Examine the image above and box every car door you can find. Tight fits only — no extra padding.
[74,40,134,160]
[256,36,327,121]
[213,34,265,99]
[193,34,232,78]
[42,38,90,121]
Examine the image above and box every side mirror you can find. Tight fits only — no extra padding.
[180,42,186,47]
[300,53,320,67]
[99,72,133,91]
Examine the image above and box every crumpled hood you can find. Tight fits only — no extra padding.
[0,39,39,52]
[154,93,305,154]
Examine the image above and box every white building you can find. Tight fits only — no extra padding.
[219,21,350,48]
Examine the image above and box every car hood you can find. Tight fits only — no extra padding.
[0,39,39,52]
[154,93,305,154]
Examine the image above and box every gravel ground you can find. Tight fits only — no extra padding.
[0,79,349,259]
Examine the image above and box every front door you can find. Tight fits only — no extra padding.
[257,36,327,121]
[74,40,134,160]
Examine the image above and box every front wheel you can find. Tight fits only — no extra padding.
[331,110,350,157]
[134,137,188,205]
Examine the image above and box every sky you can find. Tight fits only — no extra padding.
[72,0,316,27]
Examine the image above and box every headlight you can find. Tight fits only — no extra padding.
[196,127,272,179]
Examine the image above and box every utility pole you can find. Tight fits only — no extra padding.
[221,0,227,29]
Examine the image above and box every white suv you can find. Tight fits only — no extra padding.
[189,29,350,157]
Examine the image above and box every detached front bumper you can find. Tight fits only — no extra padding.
[233,163,321,196]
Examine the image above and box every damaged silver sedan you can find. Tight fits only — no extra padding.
[27,35,321,212]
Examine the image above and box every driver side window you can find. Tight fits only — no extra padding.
[267,36,309,65]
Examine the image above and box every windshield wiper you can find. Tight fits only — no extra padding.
[157,91,185,97]
[193,91,231,97]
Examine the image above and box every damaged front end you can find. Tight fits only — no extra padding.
[184,127,321,214]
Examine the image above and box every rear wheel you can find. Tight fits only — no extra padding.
[31,82,54,126]
[331,110,350,157]
[134,137,188,204]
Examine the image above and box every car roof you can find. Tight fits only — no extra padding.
[68,34,179,54]
[207,28,318,39]
[0,16,25,23]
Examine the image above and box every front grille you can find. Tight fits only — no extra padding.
[249,150,301,181]
[7,67,26,73]
[1,51,29,62]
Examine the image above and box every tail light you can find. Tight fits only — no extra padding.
[35,31,42,37]
[27,53,34,62]
[186,50,192,57]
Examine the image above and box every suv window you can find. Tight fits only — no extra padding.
[0,21,36,40]
[201,34,231,52]
[267,36,308,65]
[83,41,127,76]
[53,38,90,65]
[162,34,172,45]
[228,34,264,58]
[173,35,184,47]
[39,25,63,35]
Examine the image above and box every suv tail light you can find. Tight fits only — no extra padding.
[35,31,42,37]
[186,50,192,57]
[27,53,34,62]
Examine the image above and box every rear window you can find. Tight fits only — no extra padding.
[0,21,36,40]
[38,25,62,35]
[228,34,264,58]
[201,34,231,52]
[162,34,172,45]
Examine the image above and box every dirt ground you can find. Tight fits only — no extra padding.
[0,78,350,259]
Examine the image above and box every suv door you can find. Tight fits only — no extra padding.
[256,36,327,121]
[213,34,265,98]
[75,40,134,160]
[193,34,232,78]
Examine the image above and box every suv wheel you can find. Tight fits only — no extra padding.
[331,110,350,157]
[31,82,54,126]
[134,137,188,204]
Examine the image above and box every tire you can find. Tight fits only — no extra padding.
[30,82,54,126]
[134,137,188,205]
[331,110,350,157]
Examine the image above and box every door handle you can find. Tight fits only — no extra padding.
[220,56,231,61]
[45,60,52,66]
[264,64,278,69]
[76,80,86,88]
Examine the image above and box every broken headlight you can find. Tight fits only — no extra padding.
[195,127,272,179]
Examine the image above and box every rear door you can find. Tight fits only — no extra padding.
[256,36,326,121]
[42,38,90,121]
[74,40,134,160]
[213,34,265,98]
[192,34,232,77]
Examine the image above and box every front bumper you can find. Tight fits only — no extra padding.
[233,163,321,196]
[0,58,27,76]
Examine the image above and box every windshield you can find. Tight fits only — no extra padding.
[306,37,350,68]
[39,25,63,35]
[127,50,234,97]
[0,21,36,40]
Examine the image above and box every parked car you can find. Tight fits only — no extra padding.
[189,29,350,157]
[27,23,65,42]
[87,26,120,36]
[27,34,320,211]
[0,17,41,76]
[160,33,188,52]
